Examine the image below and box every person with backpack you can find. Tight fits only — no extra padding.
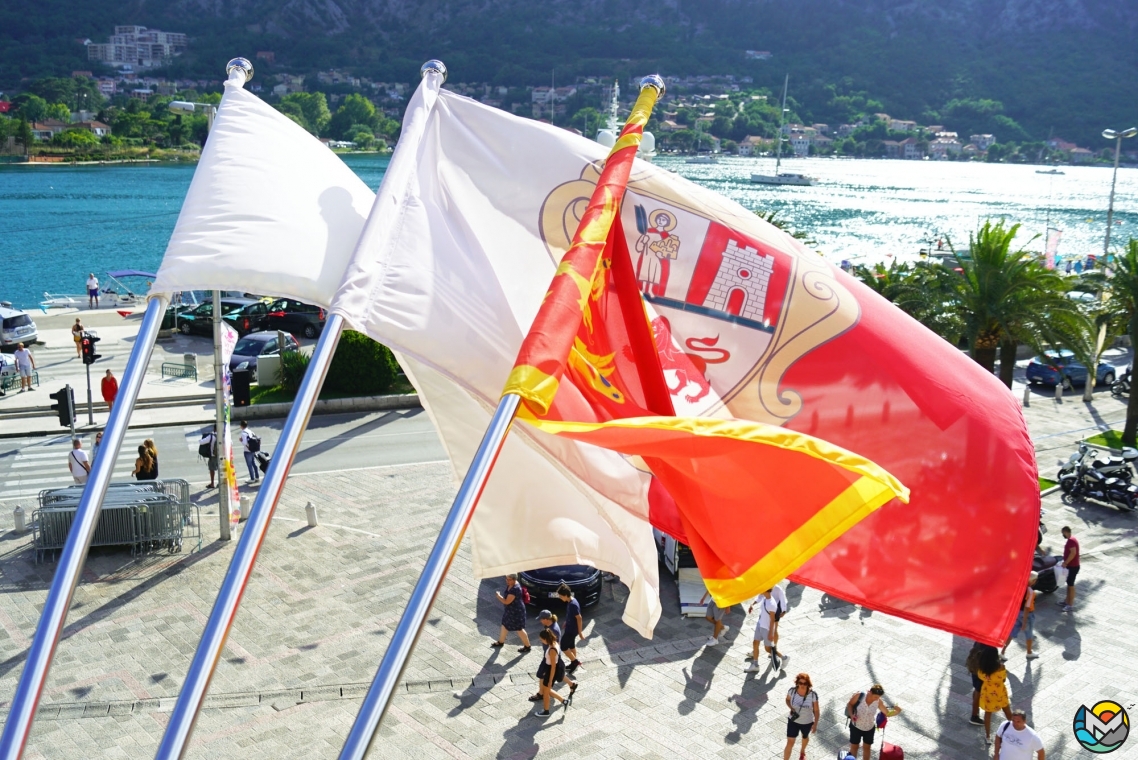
[977,646,1012,744]
[533,628,573,717]
[783,672,819,760]
[199,427,219,489]
[491,573,531,653]
[965,641,991,726]
[239,420,260,483]
[992,708,1044,760]
[745,589,783,672]
[846,684,901,760]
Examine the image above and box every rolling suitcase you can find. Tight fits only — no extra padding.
[879,716,903,759]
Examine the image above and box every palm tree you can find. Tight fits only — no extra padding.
[1097,239,1138,445]
[948,220,1087,388]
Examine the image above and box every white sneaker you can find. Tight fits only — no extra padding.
[744,663,761,673]
[705,636,719,646]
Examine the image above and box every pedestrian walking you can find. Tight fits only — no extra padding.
[132,444,157,481]
[91,431,103,463]
[746,589,783,672]
[239,420,259,483]
[845,684,901,760]
[67,438,91,485]
[701,591,729,646]
[490,574,531,652]
[965,641,992,726]
[101,370,118,413]
[977,646,1012,744]
[200,427,219,488]
[557,583,586,673]
[144,439,159,479]
[770,581,790,654]
[87,273,100,309]
[1002,573,1038,661]
[528,611,564,702]
[71,318,84,358]
[533,628,574,717]
[1059,526,1080,612]
[13,343,35,392]
[993,708,1044,760]
[783,672,819,760]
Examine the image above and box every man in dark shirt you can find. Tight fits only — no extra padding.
[1060,526,1080,612]
[557,583,586,673]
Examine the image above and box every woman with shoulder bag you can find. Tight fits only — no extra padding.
[533,628,573,717]
[783,672,819,759]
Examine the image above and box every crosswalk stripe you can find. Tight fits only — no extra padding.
[1,471,134,487]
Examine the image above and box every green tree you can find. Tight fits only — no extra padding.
[948,220,1086,387]
[280,92,331,136]
[45,103,70,121]
[54,128,98,147]
[12,93,48,122]
[1088,240,1138,442]
[329,93,379,140]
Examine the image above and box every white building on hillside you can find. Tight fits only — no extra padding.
[87,26,187,69]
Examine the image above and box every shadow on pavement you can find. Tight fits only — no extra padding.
[292,410,414,466]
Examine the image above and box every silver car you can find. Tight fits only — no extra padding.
[0,304,38,349]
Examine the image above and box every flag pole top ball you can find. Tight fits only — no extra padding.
[421,60,448,83]
[226,57,254,84]
[639,74,665,96]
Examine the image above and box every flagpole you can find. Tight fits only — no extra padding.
[337,72,666,760]
[338,393,521,760]
[154,314,345,759]
[0,295,168,760]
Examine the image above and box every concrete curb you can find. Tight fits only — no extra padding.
[0,394,422,438]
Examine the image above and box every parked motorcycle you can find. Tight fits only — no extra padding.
[1058,444,1138,511]
[1058,442,1137,484]
[1111,367,1131,397]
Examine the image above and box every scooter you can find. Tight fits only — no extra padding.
[1058,442,1137,484]
[1059,445,1138,511]
[1111,368,1131,397]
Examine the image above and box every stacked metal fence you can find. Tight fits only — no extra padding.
[33,479,201,563]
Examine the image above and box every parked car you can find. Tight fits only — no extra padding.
[228,332,300,383]
[223,300,273,336]
[518,565,603,608]
[264,298,326,339]
[0,303,38,350]
[1026,350,1115,389]
[174,298,258,337]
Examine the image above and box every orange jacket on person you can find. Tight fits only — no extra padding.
[101,375,119,403]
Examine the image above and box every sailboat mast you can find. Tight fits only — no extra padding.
[775,74,788,175]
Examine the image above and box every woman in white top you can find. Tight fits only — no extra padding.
[846,684,901,760]
[784,672,819,760]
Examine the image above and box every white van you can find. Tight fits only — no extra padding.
[0,304,38,350]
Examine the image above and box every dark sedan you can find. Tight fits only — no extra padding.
[264,298,327,339]
[518,565,603,608]
[174,298,258,337]
[223,300,272,336]
[1026,350,1115,390]
[228,332,300,383]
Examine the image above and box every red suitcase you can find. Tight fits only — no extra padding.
[880,743,904,760]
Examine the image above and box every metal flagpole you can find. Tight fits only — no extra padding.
[154,58,448,759]
[0,295,168,759]
[338,393,519,760]
[338,72,666,760]
[154,315,345,759]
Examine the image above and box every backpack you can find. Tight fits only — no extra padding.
[246,432,261,453]
[198,435,214,459]
[519,585,531,605]
[847,692,865,727]
[255,450,271,473]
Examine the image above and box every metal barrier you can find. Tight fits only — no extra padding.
[33,479,201,562]
[0,372,37,392]
[160,363,197,381]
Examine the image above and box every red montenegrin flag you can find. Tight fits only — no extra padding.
[502,82,909,607]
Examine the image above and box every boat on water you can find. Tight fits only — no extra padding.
[750,75,814,187]
[41,270,156,310]
[685,155,719,164]
[1036,168,1065,175]
[594,80,656,160]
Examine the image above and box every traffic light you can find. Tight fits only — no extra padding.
[49,386,75,428]
[80,331,101,365]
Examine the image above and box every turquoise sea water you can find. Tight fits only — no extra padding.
[1,153,1134,310]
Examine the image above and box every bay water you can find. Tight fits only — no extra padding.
[1,154,1134,310]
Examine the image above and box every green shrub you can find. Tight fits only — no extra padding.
[325,330,399,395]
[280,348,312,393]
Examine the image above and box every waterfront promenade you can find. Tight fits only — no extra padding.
[0,355,1133,758]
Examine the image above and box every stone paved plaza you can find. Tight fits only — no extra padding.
[1,381,1137,759]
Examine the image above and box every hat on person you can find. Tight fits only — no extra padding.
[538,610,553,621]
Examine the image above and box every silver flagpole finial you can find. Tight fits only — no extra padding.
[226,57,254,84]
[639,74,665,95]
[421,59,447,83]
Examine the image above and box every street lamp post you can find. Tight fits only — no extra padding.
[167,59,252,541]
[1102,127,1137,257]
